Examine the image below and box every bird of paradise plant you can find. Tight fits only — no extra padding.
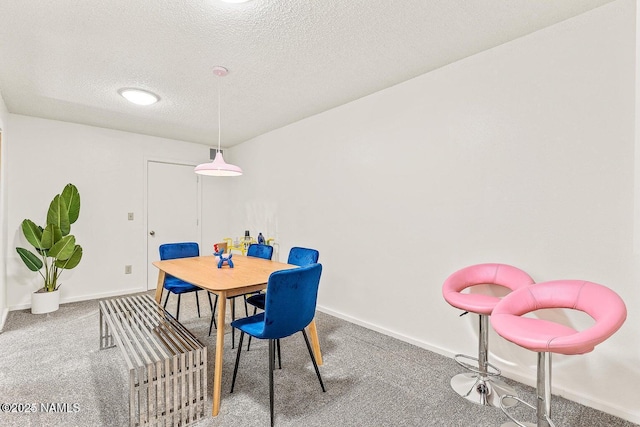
[16,183,83,292]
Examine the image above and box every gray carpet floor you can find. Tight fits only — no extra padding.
[0,291,637,427]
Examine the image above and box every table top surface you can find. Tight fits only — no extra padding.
[153,255,295,292]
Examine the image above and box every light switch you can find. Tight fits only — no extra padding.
[128,212,134,221]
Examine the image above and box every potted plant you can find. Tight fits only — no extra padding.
[16,183,83,314]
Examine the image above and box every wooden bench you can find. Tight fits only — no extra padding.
[99,294,207,427]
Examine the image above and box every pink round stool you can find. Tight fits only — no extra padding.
[491,280,627,427]
[442,263,535,407]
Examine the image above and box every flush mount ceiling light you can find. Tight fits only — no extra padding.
[194,66,243,177]
[118,88,159,106]
[220,0,252,3]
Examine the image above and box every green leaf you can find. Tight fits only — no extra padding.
[61,184,80,224]
[16,247,43,271]
[36,248,48,257]
[21,219,43,249]
[47,195,70,236]
[49,235,75,260]
[40,224,62,250]
[55,245,82,270]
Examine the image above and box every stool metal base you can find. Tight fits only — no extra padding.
[498,353,556,427]
[450,372,518,408]
[449,314,518,408]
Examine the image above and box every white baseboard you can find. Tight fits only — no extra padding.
[315,304,640,425]
[8,286,148,311]
[0,307,8,332]
[317,304,458,359]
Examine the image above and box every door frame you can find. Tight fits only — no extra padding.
[144,157,202,290]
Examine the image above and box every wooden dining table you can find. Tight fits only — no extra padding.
[153,254,324,416]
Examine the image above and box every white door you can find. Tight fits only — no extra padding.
[147,161,201,290]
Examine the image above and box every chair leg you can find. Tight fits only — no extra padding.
[302,329,326,392]
[272,340,277,370]
[176,294,182,321]
[208,294,219,336]
[231,298,236,349]
[163,290,170,309]
[243,294,249,317]
[230,332,245,393]
[195,291,201,318]
[269,339,275,427]
[248,337,281,367]
[276,339,282,369]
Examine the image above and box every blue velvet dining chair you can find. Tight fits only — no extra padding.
[230,263,325,427]
[245,246,320,358]
[208,244,274,350]
[159,242,203,321]
[246,246,319,311]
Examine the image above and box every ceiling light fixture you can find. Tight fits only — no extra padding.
[118,88,159,106]
[220,0,252,3]
[194,67,243,177]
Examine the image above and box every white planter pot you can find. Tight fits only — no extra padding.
[31,288,60,314]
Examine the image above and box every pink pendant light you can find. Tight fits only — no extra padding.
[195,66,243,177]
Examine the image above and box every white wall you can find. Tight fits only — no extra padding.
[0,91,9,330]
[227,0,639,422]
[5,115,230,309]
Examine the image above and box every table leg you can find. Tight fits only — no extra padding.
[307,319,323,366]
[212,293,227,416]
[154,271,165,303]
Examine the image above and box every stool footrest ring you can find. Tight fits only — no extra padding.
[499,395,556,427]
[454,353,501,377]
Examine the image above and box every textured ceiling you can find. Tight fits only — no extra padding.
[0,0,617,148]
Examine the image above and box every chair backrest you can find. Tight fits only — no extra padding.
[247,243,273,260]
[159,242,199,283]
[159,242,199,260]
[262,263,323,339]
[287,247,319,266]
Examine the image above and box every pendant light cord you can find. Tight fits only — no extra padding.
[217,76,222,153]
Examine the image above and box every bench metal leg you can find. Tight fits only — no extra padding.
[99,302,115,349]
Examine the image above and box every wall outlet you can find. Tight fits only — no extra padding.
[128,212,134,221]
[125,265,132,274]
